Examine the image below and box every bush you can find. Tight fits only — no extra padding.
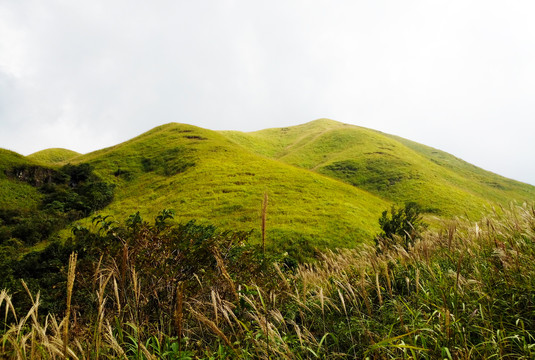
[375,202,427,250]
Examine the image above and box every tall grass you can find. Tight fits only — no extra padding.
[63,252,77,359]
[2,203,535,358]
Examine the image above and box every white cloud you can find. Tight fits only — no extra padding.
[0,0,534,184]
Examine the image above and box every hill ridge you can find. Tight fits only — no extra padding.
[2,119,534,256]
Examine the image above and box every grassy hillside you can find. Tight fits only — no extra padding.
[3,121,535,358]
[68,123,390,253]
[223,119,535,218]
[4,119,534,255]
[0,149,42,210]
[27,148,81,165]
[382,133,535,205]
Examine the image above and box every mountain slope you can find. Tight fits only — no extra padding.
[381,133,535,205]
[0,149,43,210]
[223,119,535,218]
[68,123,390,252]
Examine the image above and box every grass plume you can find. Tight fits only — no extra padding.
[63,252,77,359]
[1,203,535,358]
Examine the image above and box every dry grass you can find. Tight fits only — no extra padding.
[63,252,77,359]
[2,203,535,359]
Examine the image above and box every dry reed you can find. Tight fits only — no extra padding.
[63,252,78,359]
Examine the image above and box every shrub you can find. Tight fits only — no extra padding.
[375,201,427,250]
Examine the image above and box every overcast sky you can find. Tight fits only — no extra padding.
[1,1,534,185]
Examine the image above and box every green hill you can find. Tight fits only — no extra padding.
[67,123,390,252]
[2,119,534,255]
[223,119,535,218]
[27,148,81,165]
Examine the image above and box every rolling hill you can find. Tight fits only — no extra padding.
[47,123,389,253]
[2,119,534,255]
[223,119,535,218]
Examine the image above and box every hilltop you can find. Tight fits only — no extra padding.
[27,148,81,165]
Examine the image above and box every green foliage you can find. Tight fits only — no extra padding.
[1,207,285,329]
[155,208,175,230]
[62,162,93,184]
[5,119,534,255]
[0,207,68,246]
[4,119,535,255]
[3,204,535,359]
[113,167,133,180]
[77,180,115,212]
[375,202,427,250]
[9,240,76,313]
[45,163,115,213]
[0,162,114,247]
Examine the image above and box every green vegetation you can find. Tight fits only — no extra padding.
[27,148,81,165]
[1,118,535,358]
[2,204,535,358]
[0,150,43,211]
[0,161,114,262]
[375,202,428,250]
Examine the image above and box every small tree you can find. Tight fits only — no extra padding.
[375,202,427,251]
